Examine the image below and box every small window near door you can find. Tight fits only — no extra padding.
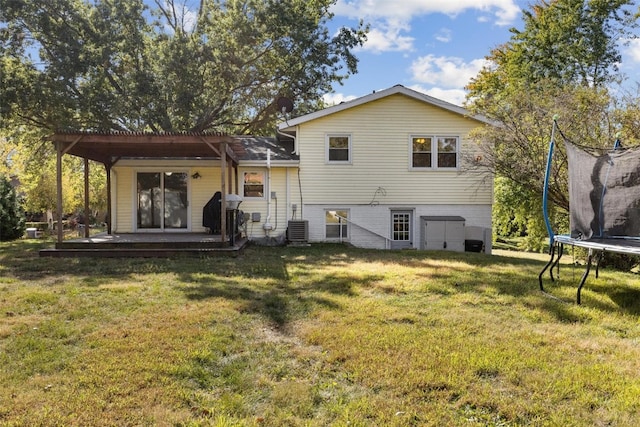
[325,210,349,239]
[243,172,264,198]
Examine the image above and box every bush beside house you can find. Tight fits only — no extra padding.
[0,174,26,241]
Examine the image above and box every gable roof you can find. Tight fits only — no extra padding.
[278,84,493,131]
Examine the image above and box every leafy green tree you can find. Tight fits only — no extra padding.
[0,0,367,135]
[1,129,106,220]
[1,0,365,216]
[0,173,25,241]
[466,0,638,248]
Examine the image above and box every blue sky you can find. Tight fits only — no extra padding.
[325,0,640,106]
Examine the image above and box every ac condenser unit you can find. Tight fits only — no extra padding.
[287,220,309,242]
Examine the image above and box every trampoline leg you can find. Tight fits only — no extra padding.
[551,243,564,281]
[538,243,557,292]
[577,249,594,305]
[595,251,603,279]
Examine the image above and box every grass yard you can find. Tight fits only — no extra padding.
[1,240,640,426]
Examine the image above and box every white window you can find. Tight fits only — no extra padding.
[243,171,265,198]
[325,209,349,239]
[411,136,459,169]
[326,134,351,163]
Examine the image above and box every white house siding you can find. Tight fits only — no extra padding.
[296,94,492,206]
[304,203,491,251]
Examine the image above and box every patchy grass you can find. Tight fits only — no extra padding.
[1,240,640,426]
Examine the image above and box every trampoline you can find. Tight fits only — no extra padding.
[539,119,640,304]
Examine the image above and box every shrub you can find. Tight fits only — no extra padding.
[0,174,26,241]
[598,252,639,272]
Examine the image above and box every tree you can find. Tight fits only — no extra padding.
[0,173,25,241]
[1,0,365,216]
[1,128,107,220]
[466,0,638,249]
[0,0,367,135]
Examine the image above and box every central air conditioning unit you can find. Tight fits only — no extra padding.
[287,220,309,242]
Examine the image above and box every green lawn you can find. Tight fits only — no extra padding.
[1,240,640,426]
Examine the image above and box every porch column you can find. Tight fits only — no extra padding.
[234,167,239,197]
[105,163,112,234]
[56,142,63,243]
[228,158,233,194]
[84,158,90,238]
[220,142,227,244]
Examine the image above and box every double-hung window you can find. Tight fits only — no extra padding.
[411,136,459,169]
[326,134,351,163]
[325,210,349,239]
[243,171,264,198]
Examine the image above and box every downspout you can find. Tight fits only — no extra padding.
[263,149,273,235]
[276,126,298,156]
[276,126,301,218]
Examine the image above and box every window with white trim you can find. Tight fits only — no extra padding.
[326,134,351,163]
[243,171,265,198]
[411,136,459,169]
[325,209,349,239]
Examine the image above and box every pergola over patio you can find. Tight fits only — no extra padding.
[49,130,245,245]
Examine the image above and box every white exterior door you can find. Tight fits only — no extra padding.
[390,210,413,249]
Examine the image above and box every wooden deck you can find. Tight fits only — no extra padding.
[39,232,248,258]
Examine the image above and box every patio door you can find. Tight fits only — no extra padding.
[390,210,413,249]
[137,172,189,231]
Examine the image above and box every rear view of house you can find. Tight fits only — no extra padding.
[45,84,493,256]
[276,85,494,252]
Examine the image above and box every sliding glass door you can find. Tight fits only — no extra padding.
[137,172,188,231]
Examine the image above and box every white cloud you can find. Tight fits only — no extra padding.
[435,28,452,43]
[333,0,520,26]
[360,19,415,53]
[410,54,489,88]
[323,92,358,106]
[625,39,640,63]
[334,1,520,53]
[408,85,468,106]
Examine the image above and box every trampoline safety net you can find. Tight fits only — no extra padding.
[566,141,640,240]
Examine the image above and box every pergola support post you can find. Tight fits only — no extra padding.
[105,163,112,234]
[220,142,227,244]
[84,158,90,238]
[56,143,63,244]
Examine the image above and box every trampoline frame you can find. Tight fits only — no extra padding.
[539,119,640,304]
[538,235,640,304]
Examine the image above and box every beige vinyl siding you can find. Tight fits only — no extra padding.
[113,167,134,232]
[297,93,492,205]
[190,167,223,233]
[112,159,298,238]
[113,161,235,233]
[239,167,299,239]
